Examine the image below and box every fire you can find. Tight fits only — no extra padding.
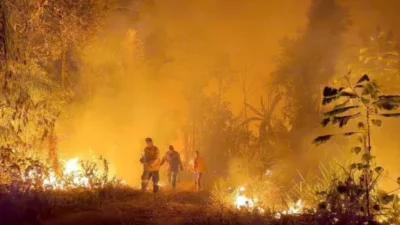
[64,157,80,174]
[35,157,91,190]
[233,185,264,213]
[235,195,254,209]
[282,199,303,215]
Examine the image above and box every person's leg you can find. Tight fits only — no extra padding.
[152,171,160,193]
[141,170,150,191]
[198,172,203,190]
[171,171,178,190]
[195,172,200,190]
[167,170,172,184]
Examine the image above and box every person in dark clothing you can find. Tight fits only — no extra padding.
[140,137,161,193]
[160,145,184,190]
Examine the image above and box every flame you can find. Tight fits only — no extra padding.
[64,157,79,175]
[282,199,303,215]
[235,195,254,209]
[33,157,91,190]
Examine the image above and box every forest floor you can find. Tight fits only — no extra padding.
[1,182,313,225]
[42,190,216,225]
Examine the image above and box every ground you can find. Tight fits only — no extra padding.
[43,191,214,225]
[1,181,313,225]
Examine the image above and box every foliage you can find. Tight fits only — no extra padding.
[312,73,400,222]
[273,0,349,158]
[351,27,400,91]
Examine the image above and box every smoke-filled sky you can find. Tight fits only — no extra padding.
[54,0,400,187]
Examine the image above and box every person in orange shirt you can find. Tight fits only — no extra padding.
[140,137,161,193]
[193,151,206,191]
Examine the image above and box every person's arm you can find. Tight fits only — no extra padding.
[139,152,144,163]
[160,153,166,166]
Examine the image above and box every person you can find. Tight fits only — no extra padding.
[140,137,161,193]
[193,151,206,191]
[160,145,184,190]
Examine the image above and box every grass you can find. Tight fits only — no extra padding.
[0,185,321,225]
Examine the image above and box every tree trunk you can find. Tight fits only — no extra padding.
[61,48,67,89]
[365,107,372,220]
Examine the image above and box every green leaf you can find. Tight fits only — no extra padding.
[362,81,379,99]
[380,113,400,118]
[322,96,337,105]
[357,74,370,84]
[374,95,400,110]
[371,119,382,127]
[352,146,362,154]
[333,99,350,109]
[362,153,374,161]
[344,132,356,136]
[381,194,395,205]
[321,118,330,127]
[313,135,333,146]
[323,106,359,117]
[375,166,384,174]
[332,113,361,128]
[339,91,357,98]
[361,97,370,104]
[323,87,338,97]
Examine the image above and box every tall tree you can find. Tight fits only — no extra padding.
[274,0,349,157]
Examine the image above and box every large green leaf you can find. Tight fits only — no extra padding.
[322,96,337,105]
[332,113,361,128]
[312,135,332,146]
[321,118,330,127]
[374,95,400,110]
[338,91,357,98]
[380,113,400,118]
[333,99,350,109]
[362,81,379,98]
[323,106,359,117]
[357,74,370,84]
[380,194,395,205]
[323,86,338,97]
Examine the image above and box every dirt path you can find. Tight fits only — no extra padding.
[43,191,215,225]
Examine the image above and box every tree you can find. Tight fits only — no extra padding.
[274,0,349,159]
[313,73,400,220]
[351,27,400,91]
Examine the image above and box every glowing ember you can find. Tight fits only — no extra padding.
[282,199,303,215]
[235,195,254,209]
[64,157,80,175]
[29,157,94,190]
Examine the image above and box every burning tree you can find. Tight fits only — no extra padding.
[313,73,400,222]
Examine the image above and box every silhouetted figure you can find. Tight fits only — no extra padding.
[161,145,184,190]
[193,151,206,191]
[140,137,161,193]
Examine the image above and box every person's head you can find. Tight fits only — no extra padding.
[145,137,153,147]
[169,145,175,152]
[195,151,199,157]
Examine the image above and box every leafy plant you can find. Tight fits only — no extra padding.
[313,73,400,221]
